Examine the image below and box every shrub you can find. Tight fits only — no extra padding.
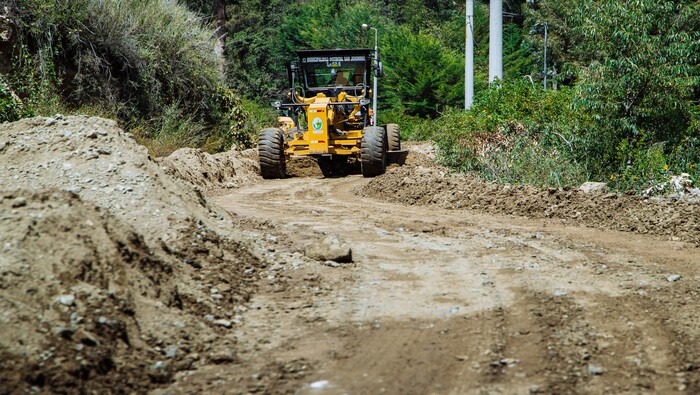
[427,81,589,187]
[5,0,249,155]
[0,76,31,122]
[82,0,225,115]
[380,109,432,141]
[427,78,699,192]
[232,98,278,149]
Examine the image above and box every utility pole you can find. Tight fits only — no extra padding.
[489,0,503,83]
[465,0,474,109]
[543,22,548,90]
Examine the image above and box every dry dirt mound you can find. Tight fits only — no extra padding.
[159,147,331,181]
[360,163,700,244]
[402,141,437,167]
[157,147,260,193]
[286,156,324,178]
[0,116,265,393]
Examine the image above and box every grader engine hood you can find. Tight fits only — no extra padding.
[307,103,330,154]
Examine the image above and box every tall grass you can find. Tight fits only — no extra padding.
[83,0,225,116]
[6,0,251,155]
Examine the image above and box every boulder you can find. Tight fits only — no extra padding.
[304,234,353,263]
[579,182,608,193]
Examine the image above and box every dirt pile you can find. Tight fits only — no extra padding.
[360,161,700,244]
[286,156,324,178]
[158,147,260,193]
[401,141,437,167]
[0,116,264,393]
[158,146,330,182]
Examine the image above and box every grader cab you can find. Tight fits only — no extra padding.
[258,48,405,179]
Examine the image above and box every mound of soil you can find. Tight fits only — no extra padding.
[0,116,265,393]
[360,161,700,244]
[158,147,260,193]
[402,141,437,167]
[286,156,323,178]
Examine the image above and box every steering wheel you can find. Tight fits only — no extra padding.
[353,83,366,98]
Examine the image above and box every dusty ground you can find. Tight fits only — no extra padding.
[2,117,699,394]
[184,168,698,395]
[0,116,267,393]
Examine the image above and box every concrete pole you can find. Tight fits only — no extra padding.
[543,22,548,90]
[465,0,474,110]
[489,0,503,83]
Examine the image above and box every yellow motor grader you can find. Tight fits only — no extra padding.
[258,48,405,179]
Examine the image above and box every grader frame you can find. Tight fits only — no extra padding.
[258,48,404,179]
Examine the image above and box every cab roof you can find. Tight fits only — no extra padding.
[296,48,373,59]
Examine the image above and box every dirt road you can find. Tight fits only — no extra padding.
[158,171,699,395]
[2,116,697,394]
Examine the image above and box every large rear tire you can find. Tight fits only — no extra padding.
[258,128,286,179]
[386,123,401,151]
[361,126,387,177]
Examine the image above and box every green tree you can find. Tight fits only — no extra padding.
[225,0,291,100]
[571,0,700,176]
[383,26,463,117]
[523,0,589,85]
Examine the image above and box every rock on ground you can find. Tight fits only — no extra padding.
[579,182,608,193]
[304,234,353,263]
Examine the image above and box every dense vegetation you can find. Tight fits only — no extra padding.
[2,0,699,191]
[1,0,262,154]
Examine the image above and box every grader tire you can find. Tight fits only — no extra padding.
[386,123,401,151]
[361,126,387,177]
[258,128,286,179]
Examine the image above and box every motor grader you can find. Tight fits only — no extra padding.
[258,48,405,179]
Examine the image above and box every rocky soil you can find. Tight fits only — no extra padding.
[0,116,266,393]
[2,117,699,394]
[360,163,700,244]
[157,147,260,194]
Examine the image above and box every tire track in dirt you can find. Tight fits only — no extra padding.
[154,172,700,394]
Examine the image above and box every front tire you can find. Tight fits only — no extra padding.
[361,126,387,177]
[258,128,286,179]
